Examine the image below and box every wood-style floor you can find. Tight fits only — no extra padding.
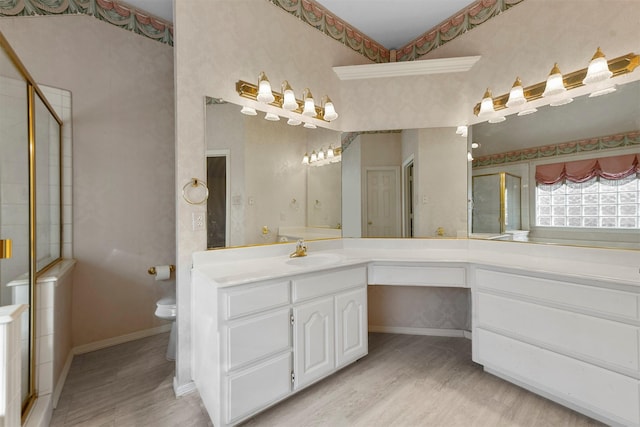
[52,332,603,426]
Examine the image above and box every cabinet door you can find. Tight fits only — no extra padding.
[335,288,368,368]
[293,297,335,389]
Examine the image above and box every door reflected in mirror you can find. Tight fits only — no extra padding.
[205,98,342,248]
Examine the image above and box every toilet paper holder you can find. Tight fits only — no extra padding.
[148,265,176,275]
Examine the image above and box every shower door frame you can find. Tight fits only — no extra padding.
[0,31,64,419]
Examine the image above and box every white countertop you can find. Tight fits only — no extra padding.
[192,239,640,289]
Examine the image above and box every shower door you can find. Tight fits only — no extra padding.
[0,34,33,409]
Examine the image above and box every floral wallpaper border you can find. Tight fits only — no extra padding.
[472,130,640,168]
[341,129,402,152]
[0,0,173,46]
[269,0,525,63]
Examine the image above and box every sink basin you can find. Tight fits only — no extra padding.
[285,253,342,267]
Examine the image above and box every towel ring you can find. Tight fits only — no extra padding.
[182,178,209,205]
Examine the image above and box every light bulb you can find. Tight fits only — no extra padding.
[506,77,526,108]
[327,146,335,158]
[302,153,309,165]
[256,72,275,104]
[478,88,496,117]
[583,47,613,85]
[322,96,338,121]
[302,88,316,117]
[310,151,317,162]
[318,150,325,161]
[240,106,257,116]
[542,63,566,97]
[281,81,298,110]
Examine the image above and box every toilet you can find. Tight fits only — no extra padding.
[155,296,176,360]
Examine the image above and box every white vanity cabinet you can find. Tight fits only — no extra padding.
[291,267,368,390]
[472,266,640,427]
[193,264,368,427]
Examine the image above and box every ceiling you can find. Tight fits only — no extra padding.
[125,0,477,50]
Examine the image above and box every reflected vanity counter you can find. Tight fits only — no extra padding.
[191,239,640,427]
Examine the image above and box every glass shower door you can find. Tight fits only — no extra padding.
[0,38,32,408]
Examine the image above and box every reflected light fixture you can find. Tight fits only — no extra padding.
[322,95,338,121]
[467,151,474,162]
[257,71,275,103]
[240,106,257,115]
[327,145,335,158]
[287,118,302,126]
[310,150,318,162]
[302,88,316,117]
[506,77,526,108]
[303,122,317,129]
[317,150,325,161]
[456,125,468,137]
[471,142,480,149]
[281,81,298,110]
[264,112,280,121]
[302,153,310,165]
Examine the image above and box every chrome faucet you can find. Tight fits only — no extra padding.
[290,239,307,258]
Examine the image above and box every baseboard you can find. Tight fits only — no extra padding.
[174,376,197,396]
[52,350,74,409]
[369,325,466,338]
[73,324,172,355]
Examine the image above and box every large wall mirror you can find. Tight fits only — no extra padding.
[470,79,640,249]
[205,98,342,248]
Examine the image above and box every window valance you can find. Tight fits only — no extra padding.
[535,153,640,185]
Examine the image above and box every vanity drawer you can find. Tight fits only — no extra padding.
[226,351,292,424]
[477,292,639,373]
[225,308,291,371]
[368,264,466,287]
[475,268,639,320]
[292,267,366,303]
[223,280,291,320]
[476,328,640,426]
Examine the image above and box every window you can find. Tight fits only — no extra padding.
[536,175,639,228]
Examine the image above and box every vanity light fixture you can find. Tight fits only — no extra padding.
[542,63,574,106]
[264,112,280,121]
[583,48,613,85]
[302,147,342,167]
[506,77,526,108]
[322,95,338,121]
[583,48,617,97]
[236,77,338,124]
[473,50,639,122]
[281,81,298,110]
[302,88,316,117]
[477,88,496,118]
[240,106,257,115]
[256,72,275,104]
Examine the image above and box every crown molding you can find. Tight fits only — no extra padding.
[333,55,481,80]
